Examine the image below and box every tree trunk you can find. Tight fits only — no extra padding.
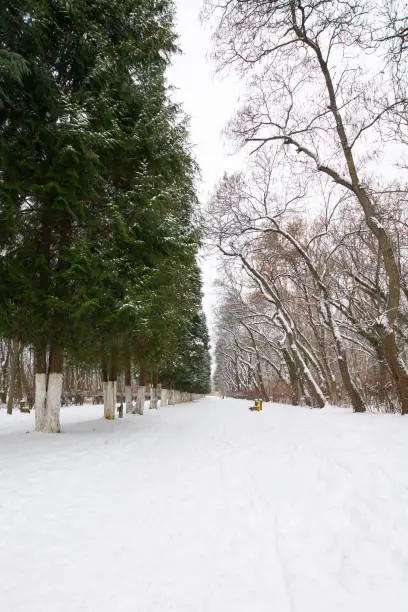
[104,380,116,420]
[125,384,132,414]
[310,31,408,413]
[35,346,47,432]
[323,297,366,413]
[125,362,132,414]
[42,345,63,433]
[15,347,24,409]
[7,339,19,415]
[34,345,63,433]
[381,331,408,414]
[34,353,47,434]
[150,372,158,409]
[150,385,158,409]
[104,356,117,420]
[102,359,109,419]
[321,354,339,405]
[43,372,63,432]
[135,386,145,415]
[255,360,269,401]
[375,344,390,407]
[161,387,168,407]
[310,304,339,404]
[271,223,364,411]
[102,358,115,420]
[238,256,326,408]
[35,373,47,431]
[286,337,326,408]
[283,349,300,405]
[134,367,146,415]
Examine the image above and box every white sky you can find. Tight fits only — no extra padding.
[166,0,244,342]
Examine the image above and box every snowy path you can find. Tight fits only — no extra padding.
[1,397,408,612]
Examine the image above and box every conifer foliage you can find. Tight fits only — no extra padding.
[0,0,211,429]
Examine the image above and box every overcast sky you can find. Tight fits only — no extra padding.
[166,0,243,340]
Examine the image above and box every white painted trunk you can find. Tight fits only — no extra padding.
[43,373,62,433]
[35,373,47,432]
[161,388,168,407]
[36,373,62,433]
[103,381,109,416]
[125,385,132,414]
[110,381,117,419]
[168,389,175,405]
[135,386,145,415]
[110,382,116,416]
[150,386,158,409]
[104,381,116,420]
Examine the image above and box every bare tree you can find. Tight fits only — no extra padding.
[206,0,408,412]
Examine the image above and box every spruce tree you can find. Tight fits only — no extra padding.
[0,0,211,426]
[0,0,178,427]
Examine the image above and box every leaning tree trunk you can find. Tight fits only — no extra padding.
[255,358,269,401]
[322,295,366,413]
[283,349,301,406]
[239,255,327,408]
[379,331,408,414]
[305,289,339,404]
[375,344,391,408]
[271,222,365,412]
[309,31,408,413]
[281,320,326,408]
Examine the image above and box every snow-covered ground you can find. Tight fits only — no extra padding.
[1,397,408,612]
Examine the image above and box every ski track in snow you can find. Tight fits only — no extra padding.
[1,397,408,611]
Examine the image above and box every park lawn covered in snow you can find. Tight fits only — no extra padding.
[1,398,408,612]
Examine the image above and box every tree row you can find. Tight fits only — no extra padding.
[206,0,408,412]
[0,0,211,431]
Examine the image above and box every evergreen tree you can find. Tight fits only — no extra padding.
[0,0,211,427]
[0,0,177,427]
